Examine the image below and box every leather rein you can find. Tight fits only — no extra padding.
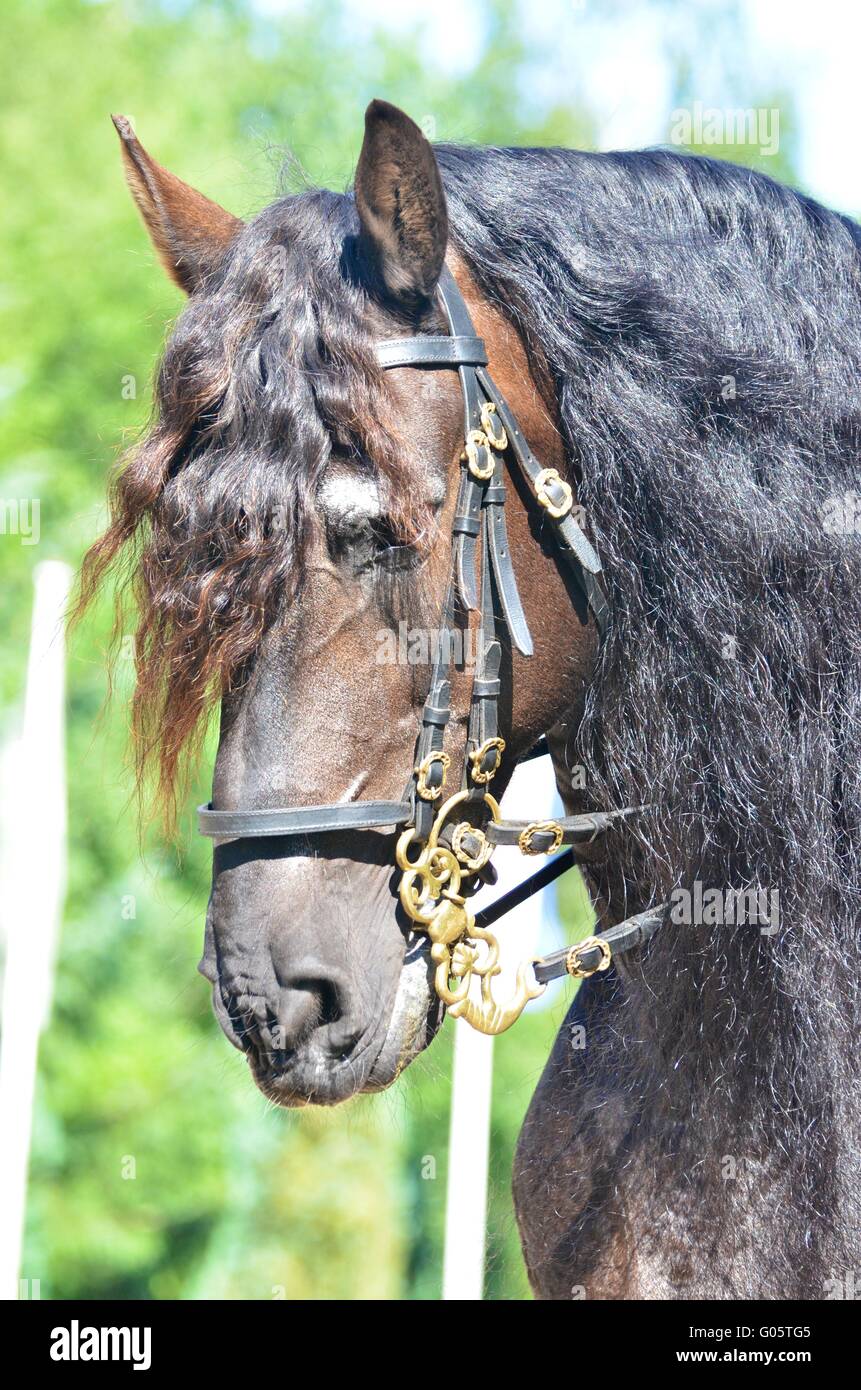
[198,265,664,1034]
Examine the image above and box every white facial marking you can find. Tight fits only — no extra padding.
[317,467,381,524]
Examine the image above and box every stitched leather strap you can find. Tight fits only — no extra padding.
[375,336,488,369]
[437,265,480,337]
[487,805,644,850]
[411,575,457,842]
[476,366,603,577]
[197,799,411,839]
[483,450,533,655]
[533,906,667,983]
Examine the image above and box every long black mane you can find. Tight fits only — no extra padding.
[438,143,861,1284]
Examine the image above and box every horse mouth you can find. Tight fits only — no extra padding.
[245,935,443,1107]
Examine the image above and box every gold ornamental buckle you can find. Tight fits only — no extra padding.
[565,935,613,979]
[480,401,508,451]
[451,821,493,873]
[414,751,450,801]
[534,467,573,519]
[462,429,495,480]
[468,736,505,784]
[518,820,564,855]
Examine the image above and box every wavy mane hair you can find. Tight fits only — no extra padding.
[435,144,861,1283]
[78,190,422,825]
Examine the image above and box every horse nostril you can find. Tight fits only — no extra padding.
[294,976,341,1027]
[214,964,364,1063]
[271,975,346,1054]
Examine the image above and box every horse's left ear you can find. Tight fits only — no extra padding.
[355,100,448,306]
[111,115,243,293]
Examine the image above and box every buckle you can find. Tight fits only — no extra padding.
[565,935,612,979]
[461,430,495,480]
[534,468,573,519]
[451,821,493,873]
[518,820,564,855]
[480,401,508,451]
[414,751,450,802]
[468,736,505,784]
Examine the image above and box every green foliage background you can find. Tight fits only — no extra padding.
[0,0,799,1299]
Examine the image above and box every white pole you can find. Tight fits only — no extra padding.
[441,755,558,1300]
[0,560,72,1301]
[441,1019,494,1300]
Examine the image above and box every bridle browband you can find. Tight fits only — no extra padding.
[198,265,664,1034]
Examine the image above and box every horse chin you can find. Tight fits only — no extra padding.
[364,935,445,1090]
[247,938,443,1108]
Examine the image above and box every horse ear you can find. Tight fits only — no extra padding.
[111,115,242,294]
[355,100,448,306]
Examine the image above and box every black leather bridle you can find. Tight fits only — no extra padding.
[198,266,664,1032]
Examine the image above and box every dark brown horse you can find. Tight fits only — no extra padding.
[82,101,861,1298]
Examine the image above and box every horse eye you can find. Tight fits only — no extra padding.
[325,509,396,569]
[369,517,400,552]
[370,515,427,566]
[373,539,419,572]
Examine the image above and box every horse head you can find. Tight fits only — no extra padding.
[90,101,598,1105]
